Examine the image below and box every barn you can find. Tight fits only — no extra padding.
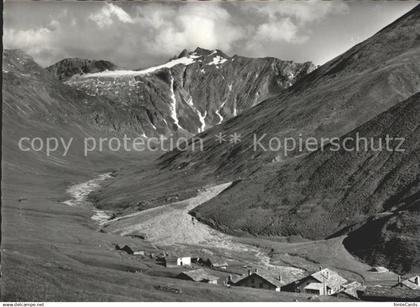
[333,281,365,300]
[115,244,134,255]
[177,269,219,284]
[282,268,347,296]
[234,270,283,292]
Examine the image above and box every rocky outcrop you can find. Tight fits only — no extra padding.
[46,58,118,81]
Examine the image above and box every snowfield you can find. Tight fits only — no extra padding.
[80,54,201,78]
[207,55,228,67]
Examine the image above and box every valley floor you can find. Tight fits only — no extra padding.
[0,155,398,301]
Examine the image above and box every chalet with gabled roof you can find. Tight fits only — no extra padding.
[395,275,420,290]
[234,269,283,292]
[282,268,347,296]
[333,281,365,300]
[177,268,219,284]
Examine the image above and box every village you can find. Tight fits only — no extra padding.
[105,183,420,302]
[115,244,420,301]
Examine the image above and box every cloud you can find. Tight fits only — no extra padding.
[3,2,246,66]
[88,3,134,28]
[137,4,244,56]
[242,0,349,55]
[253,0,349,25]
[256,18,305,43]
[3,27,57,62]
[3,0,351,67]
[5,28,50,48]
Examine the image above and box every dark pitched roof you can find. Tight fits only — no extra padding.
[178,269,219,282]
[165,256,179,263]
[400,275,420,290]
[335,281,365,299]
[235,272,284,288]
[116,244,134,254]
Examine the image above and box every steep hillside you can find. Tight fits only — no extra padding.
[191,93,419,242]
[2,49,163,186]
[55,48,315,136]
[344,197,420,274]
[3,49,163,145]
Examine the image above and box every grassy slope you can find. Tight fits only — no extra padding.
[2,160,347,301]
[192,93,420,236]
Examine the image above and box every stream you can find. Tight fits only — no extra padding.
[63,176,305,282]
[62,173,113,224]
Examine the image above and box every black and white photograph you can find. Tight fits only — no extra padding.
[1,0,420,304]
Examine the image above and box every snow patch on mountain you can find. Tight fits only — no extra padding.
[215,100,227,125]
[150,121,157,130]
[186,97,194,107]
[198,110,207,133]
[233,100,237,117]
[80,55,200,79]
[169,72,181,130]
[207,55,227,67]
[185,96,207,133]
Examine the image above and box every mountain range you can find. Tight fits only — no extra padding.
[47,48,315,136]
[2,4,420,283]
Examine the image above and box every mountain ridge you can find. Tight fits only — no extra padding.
[159,5,420,176]
[47,47,316,137]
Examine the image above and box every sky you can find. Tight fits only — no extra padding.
[3,0,418,68]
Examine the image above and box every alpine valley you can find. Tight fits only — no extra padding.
[2,4,420,302]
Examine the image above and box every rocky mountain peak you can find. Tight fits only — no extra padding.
[176,47,229,61]
[193,47,213,57]
[176,49,189,59]
[46,58,118,81]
